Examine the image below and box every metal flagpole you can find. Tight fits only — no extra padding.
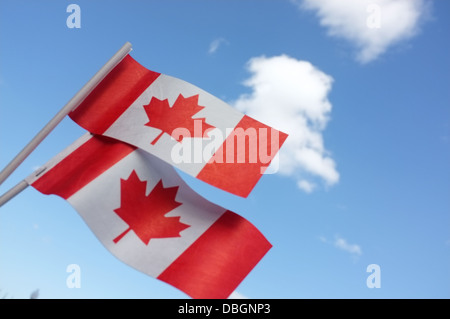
[0,42,132,188]
[0,180,28,207]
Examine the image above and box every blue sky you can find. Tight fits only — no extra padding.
[0,0,449,299]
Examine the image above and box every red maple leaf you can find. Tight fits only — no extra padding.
[144,94,215,145]
[113,170,190,245]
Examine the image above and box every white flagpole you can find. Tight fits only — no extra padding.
[0,42,132,188]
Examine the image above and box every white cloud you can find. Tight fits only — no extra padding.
[295,0,428,63]
[297,179,316,193]
[208,37,229,54]
[334,236,362,256]
[233,54,339,192]
[320,235,362,257]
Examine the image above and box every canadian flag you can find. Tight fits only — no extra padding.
[26,133,271,299]
[69,55,288,197]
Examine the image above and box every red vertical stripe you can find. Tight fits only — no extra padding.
[196,115,288,197]
[32,135,136,199]
[69,55,160,134]
[157,210,272,299]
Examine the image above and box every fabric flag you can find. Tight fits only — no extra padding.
[26,133,271,299]
[69,55,288,197]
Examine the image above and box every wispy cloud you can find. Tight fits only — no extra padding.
[233,55,339,192]
[297,179,316,193]
[334,236,362,256]
[294,0,429,63]
[320,235,362,257]
[208,37,229,54]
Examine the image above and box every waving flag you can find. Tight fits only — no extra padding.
[26,133,271,299]
[69,55,288,197]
